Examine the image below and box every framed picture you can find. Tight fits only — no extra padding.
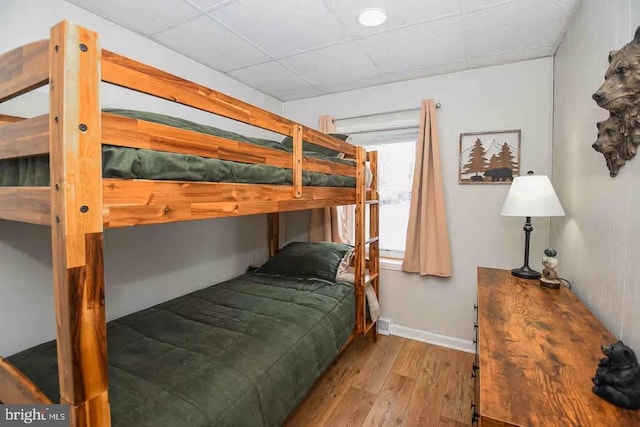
[459,129,521,184]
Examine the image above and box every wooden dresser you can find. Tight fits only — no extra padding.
[473,267,640,426]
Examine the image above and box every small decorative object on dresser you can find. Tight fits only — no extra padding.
[540,248,561,289]
[593,341,640,410]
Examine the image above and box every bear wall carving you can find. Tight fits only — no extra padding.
[592,27,640,177]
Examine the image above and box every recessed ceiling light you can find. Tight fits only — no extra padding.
[357,8,387,27]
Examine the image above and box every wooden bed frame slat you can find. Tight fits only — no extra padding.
[301,127,356,158]
[0,357,53,404]
[275,197,357,212]
[0,114,49,160]
[102,113,356,177]
[0,39,49,103]
[102,179,357,228]
[49,22,110,426]
[0,186,51,225]
[101,49,356,157]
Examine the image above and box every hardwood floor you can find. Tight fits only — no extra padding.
[284,335,475,427]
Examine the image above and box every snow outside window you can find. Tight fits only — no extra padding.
[364,138,415,259]
[337,119,419,260]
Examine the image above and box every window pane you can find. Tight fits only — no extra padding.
[366,141,415,254]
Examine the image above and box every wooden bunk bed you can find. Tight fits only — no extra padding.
[0,21,380,427]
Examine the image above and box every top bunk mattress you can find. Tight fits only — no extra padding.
[0,109,358,188]
[8,272,356,427]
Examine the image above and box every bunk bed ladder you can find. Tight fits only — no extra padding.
[367,151,380,341]
[355,148,380,339]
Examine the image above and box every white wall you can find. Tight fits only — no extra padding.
[0,0,283,356]
[551,0,640,350]
[284,58,554,345]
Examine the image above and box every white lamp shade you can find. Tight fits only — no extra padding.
[500,175,565,217]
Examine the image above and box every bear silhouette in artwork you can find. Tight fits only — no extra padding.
[592,340,640,410]
[483,167,513,182]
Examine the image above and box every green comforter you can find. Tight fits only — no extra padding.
[8,273,355,426]
[0,109,356,188]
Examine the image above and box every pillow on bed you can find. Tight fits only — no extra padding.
[281,133,351,157]
[255,241,354,283]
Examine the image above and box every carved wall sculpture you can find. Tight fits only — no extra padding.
[592,27,640,177]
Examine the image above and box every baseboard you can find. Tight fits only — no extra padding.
[389,323,475,354]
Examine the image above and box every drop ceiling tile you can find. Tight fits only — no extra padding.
[464,0,579,57]
[280,42,380,87]
[153,15,269,72]
[384,60,476,84]
[480,45,555,67]
[358,15,466,74]
[326,0,462,37]
[278,87,324,102]
[66,0,200,35]
[382,44,553,85]
[209,0,350,58]
[389,61,469,82]
[186,0,235,11]
[458,56,489,70]
[462,0,512,13]
[228,61,314,96]
[320,75,391,95]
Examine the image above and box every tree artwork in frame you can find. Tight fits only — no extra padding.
[458,129,521,184]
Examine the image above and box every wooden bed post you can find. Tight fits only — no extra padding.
[354,146,366,335]
[292,124,303,198]
[49,21,110,426]
[268,212,280,257]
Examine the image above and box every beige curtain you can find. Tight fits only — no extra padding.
[309,115,351,244]
[402,99,452,277]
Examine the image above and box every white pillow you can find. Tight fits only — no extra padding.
[336,247,355,282]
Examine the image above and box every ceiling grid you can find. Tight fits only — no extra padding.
[65,0,580,101]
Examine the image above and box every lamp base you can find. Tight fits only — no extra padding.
[511,265,541,279]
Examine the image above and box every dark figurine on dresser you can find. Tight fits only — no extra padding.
[592,340,640,409]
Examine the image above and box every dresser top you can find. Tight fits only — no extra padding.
[477,267,640,426]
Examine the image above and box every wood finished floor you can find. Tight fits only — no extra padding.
[284,335,475,427]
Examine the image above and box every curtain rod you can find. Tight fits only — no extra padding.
[333,103,441,121]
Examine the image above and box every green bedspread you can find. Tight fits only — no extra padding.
[0,109,356,188]
[8,273,355,426]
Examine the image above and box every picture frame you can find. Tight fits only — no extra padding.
[459,129,521,184]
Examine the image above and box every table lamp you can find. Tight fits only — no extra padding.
[500,171,565,279]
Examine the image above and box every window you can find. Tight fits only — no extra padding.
[361,134,416,259]
[336,110,419,260]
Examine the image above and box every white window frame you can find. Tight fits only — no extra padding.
[335,110,419,263]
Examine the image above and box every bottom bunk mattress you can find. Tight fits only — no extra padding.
[8,273,356,427]
[0,109,357,188]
